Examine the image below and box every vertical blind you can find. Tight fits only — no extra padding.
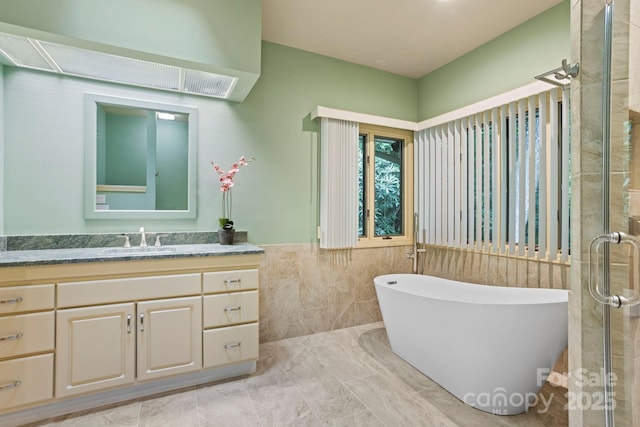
[414,87,570,261]
[319,117,359,249]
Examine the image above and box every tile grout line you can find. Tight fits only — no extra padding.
[278,345,329,425]
[241,378,267,427]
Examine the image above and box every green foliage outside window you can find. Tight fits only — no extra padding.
[358,135,403,237]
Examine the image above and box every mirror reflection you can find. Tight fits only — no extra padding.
[85,94,198,219]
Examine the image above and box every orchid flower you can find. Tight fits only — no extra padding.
[211,156,255,228]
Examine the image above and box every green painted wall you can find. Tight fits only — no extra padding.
[156,119,189,211]
[1,41,417,244]
[0,2,570,244]
[104,113,147,186]
[417,0,570,120]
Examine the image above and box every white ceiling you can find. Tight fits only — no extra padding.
[262,0,564,79]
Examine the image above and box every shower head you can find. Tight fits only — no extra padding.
[535,59,579,88]
[535,66,569,87]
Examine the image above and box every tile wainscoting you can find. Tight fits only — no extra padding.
[258,244,413,343]
[258,243,569,343]
[421,246,570,289]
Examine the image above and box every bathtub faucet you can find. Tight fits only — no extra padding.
[406,246,426,274]
[406,213,426,274]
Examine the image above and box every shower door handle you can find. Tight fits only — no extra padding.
[589,231,640,308]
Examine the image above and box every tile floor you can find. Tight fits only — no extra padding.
[29,322,568,426]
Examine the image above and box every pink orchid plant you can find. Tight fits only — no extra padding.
[211,156,254,229]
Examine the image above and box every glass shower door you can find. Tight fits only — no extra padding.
[581,0,640,426]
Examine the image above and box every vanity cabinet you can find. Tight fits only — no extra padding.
[0,251,262,425]
[0,285,55,411]
[56,275,202,397]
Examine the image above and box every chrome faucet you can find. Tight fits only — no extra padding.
[139,227,147,248]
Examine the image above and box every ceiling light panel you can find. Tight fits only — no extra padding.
[0,31,239,99]
[184,69,237,99]
[39,41,182,91]
[0,33,54,71]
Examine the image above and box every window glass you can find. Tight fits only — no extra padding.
[358,124,413,246]
[358,134,367,236]
[374,136,403,236]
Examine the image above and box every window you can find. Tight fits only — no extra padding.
[358,124,413,247]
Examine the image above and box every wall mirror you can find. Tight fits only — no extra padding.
[84,93,198,219]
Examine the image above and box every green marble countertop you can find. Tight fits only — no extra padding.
[0,242,264,267]
[0,232,263,267]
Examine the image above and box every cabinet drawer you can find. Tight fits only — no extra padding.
[0,353,53,410]
[203,323,258,368]
[58,274,201,307]
[203,291,258,328]
[0,285,54,315]
[203,269,258,293]
[0,312,54,359]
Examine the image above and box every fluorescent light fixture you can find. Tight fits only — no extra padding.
[0,31,238,99]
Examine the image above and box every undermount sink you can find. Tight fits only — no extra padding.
[99,246,177,256]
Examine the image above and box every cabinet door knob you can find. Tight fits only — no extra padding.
[0,332,23,342]
[0,381,22,391]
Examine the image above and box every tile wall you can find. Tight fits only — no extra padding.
[258,243,569,344]
[258,244,412,343]
[571,0,638,425]
[421,246,569,289]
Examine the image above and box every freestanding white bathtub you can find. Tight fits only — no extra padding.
[374,273,568,415]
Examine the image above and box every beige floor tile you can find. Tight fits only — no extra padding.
[308,342,379,382]
[344,374,457,427]
[73,402,140,427]
[244,360,322,426]
[196,380,260,427]
[25,322,568,427]
[327,410,386,427]
[285,364,366,422]
[138,389,198,427]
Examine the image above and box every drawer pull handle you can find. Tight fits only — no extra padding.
[127,314,132,334]
[0,297,23,305]
[224,279,241,287]
[140,313,145,332]
[224,306,241,312]
[0,332,23,342]
[0,381,22,391]
[224,342,241,350]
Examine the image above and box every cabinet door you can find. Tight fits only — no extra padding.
[56,303,135,398]
[137,296,202,382]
